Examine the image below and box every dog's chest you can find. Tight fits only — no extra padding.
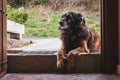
[64,37,82,52]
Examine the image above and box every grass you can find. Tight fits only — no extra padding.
[24,5,100,37]
[86,16,100,33]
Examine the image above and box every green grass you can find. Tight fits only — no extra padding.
[86,16,100,33]
[23,6,100,37]
[24,9,61,37]
[25,22,40,28]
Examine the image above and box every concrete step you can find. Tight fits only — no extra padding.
[7,52,101,73]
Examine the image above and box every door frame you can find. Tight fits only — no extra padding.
[0,0,7,77]
[101,0,119,73]
[0,0,119,74]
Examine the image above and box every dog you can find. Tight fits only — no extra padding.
[56,11,101,72]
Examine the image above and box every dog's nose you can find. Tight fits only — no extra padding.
[59,21,63,26]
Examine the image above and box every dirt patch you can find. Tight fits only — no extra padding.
[7,39,33,49]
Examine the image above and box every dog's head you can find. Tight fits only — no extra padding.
[59,11,85,35]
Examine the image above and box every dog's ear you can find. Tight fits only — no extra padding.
[77,13,85,25]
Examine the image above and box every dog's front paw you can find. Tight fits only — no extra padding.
[67,53,75,73]
[57,60,64,69]
[85,48,90,53]
[57,59,67,72]
[67,57,75,73]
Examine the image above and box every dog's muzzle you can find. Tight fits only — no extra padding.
[59,21,64,26]
[59,21,69,30]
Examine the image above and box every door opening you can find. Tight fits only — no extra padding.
[0,0,119,74]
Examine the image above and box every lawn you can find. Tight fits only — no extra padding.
[8,5,100,37]
[24,6,62,37]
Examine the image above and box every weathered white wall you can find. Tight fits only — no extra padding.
[7,20,24,34]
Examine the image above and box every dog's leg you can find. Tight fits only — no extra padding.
[83,40,90,53]
[67,47,84,72]
[67,51,76,72]
[90,32,101,52]
[56,50,67,72]
[67,46,89,72]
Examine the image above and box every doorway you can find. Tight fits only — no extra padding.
[7,0,101,73]
[0,0,119,75]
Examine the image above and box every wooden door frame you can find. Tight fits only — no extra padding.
[101,0,119,73]
[0,0,7,77]
[0,0,119,74]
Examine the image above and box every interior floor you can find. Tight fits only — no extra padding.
[1,73,120,80]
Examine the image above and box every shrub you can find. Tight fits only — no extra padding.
[49,0,100,11]
[7,0,48,6]
[7,5,12,12]
[7,0,100,11]
[7,0,27,6]
[8,10,28,24]
[35,0,48,5]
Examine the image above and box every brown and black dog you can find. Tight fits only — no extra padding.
[57,12,101,71]
[56,11,101,72]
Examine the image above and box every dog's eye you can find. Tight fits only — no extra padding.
[62,14,66,18]
[80,18,82,21]
[66,15,71,18]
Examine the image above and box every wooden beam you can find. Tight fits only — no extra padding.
[0,0,3,74]
[101,0,119,73]
[2,0,7,73]
[0,0,7,77]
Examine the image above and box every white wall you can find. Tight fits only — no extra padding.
[7,20,24,34]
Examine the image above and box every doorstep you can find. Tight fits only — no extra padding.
[7,51,101,73]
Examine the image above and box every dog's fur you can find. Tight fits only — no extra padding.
[57,11,101,72]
